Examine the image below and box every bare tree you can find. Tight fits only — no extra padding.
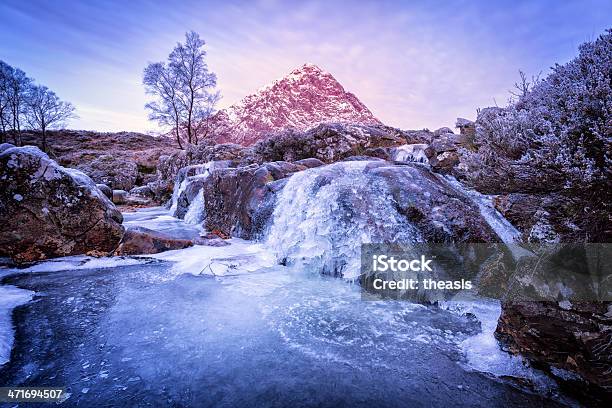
[143,62,184,149]
[143,31,219,149]
[0,62,11,143]
[25,85,77,152]
[6,67,30,146]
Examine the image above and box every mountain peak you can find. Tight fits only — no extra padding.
[213,64,381,146]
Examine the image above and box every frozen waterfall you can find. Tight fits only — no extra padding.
[184,189,205,225]
[266,161,421,280]
[392,144,429,164]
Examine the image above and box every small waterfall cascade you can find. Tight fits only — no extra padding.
[184,189,205,224]
[265,161,421,280]
[392,144,429,164]
[168,161,229,218]
[440,175,530,260]
[440,175,521,245]
[169,177,188,215]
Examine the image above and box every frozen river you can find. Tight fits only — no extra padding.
[0,208,571,407]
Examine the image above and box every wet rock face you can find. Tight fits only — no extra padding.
[202,161,305,239]
[492,193,591,243]
[494,244,612,401]
[496,301,612,400]
[367,164,498,243]
[152,144,248,203]
[0,145,124,263]
[114,226,193,255]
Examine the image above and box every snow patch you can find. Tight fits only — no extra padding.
[392,144,429,163]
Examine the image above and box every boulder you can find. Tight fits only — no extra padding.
[427,133,468,155]
[492,193,588,242]
[429,151,460,173]
[202,161,304,239]
[0,145,124,263]
[403,129,434,144]
[294,158,325,169]
[112,190,128,205]
[130,185,154,198]
[368,164,498,243]
[77,154,139,191]
[497,301,611,401]
[114,226,193,255]
[434,127,454,136]
[494,244,611,402]
[0,143,14,153]
[96,183,113,199]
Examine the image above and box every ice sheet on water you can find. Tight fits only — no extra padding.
[123,206,203,240]
[145,239,276,277]
[0,256,151,279]
[0,285,33,366]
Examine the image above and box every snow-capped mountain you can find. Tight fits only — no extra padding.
[212,63,381,146]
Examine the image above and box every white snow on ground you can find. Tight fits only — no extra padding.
[0,285,33,366]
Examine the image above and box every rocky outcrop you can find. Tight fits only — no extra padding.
[202,161,306,239]
[497,301,611,401]
[424,131,470,174]
[152,144,247,203]
[252,123,406,163]
[494,244,611,401]
[20,130,177,193]
[367,164,499,243]
[114,226,193,255]
[77,154,139,190]
[0,145,124,263]
[151,122,410,204]
[96,183,112,199]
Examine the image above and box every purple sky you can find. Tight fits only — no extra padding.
[1,0,610,132]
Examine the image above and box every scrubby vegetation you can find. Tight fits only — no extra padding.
[461,30,611,241]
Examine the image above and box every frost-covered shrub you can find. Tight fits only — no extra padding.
[462,30,611,240]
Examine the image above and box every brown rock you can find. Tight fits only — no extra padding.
[430,151,460,173]
[202,162,302,239]
[294,158,325,168]
[496,301,611,401]
[0,145,124,263]
[114,226,193,255]
[77,154,138,190]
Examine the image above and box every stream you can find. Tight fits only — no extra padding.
[0,160,580,407]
